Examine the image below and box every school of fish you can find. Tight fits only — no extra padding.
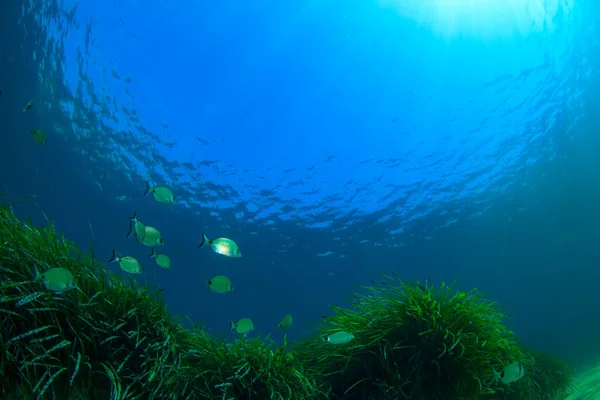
[19,97,524,383]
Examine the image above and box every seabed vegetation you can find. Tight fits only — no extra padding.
[294,277,575,400]
[0,201,575,399]
[564,361,600,400]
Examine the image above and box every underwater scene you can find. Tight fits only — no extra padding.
[1,0,599,399]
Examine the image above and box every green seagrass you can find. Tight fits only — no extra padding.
[0,202,323,399]
[293,273,573,399]
[0,199,571,400]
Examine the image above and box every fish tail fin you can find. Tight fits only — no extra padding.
[228,321,235,332]
[143,181,151,196]
[491,368,500,384]
[198,232,210,248]
[126,221,135,239]
[148,249,156,258]
[33,266,41,281]
[126,213,138,239]
[108,249,118,264]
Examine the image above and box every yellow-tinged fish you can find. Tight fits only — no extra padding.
[22,100,34,112]
[34,267,76,293]
[108,249,143,274]
[206,275,233,293]
[148,248,171,269]
[278,314,293,331]
[325,331,355,344]
[126,212,146,243]
[144,181,174,204]
[198,233,241,258]
[141,225,164,247]
[230,318,255,335]
[30,129,47,145]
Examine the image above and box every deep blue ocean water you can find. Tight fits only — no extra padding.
[1,0,599,372]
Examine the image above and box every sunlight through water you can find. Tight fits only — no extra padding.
[379,0,574,40]
[2,1,599,398]
[20,0,585,235]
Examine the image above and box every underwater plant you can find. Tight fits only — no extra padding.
[294,273,572,399]
[564,360,600,400]
[176,333,329,399]
[0,203,323,399]
[490,349,575,400]
[0,199,572,399]
[0,201,192,399]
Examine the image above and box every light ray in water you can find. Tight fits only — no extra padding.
[378,0,574,40]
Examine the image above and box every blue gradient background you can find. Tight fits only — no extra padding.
[1,0,599,370]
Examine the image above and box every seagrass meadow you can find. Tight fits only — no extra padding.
[0,202,574,400]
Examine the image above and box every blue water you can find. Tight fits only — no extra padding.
[1,0,599,369]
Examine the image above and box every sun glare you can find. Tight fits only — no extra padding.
[379,0,574,40]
